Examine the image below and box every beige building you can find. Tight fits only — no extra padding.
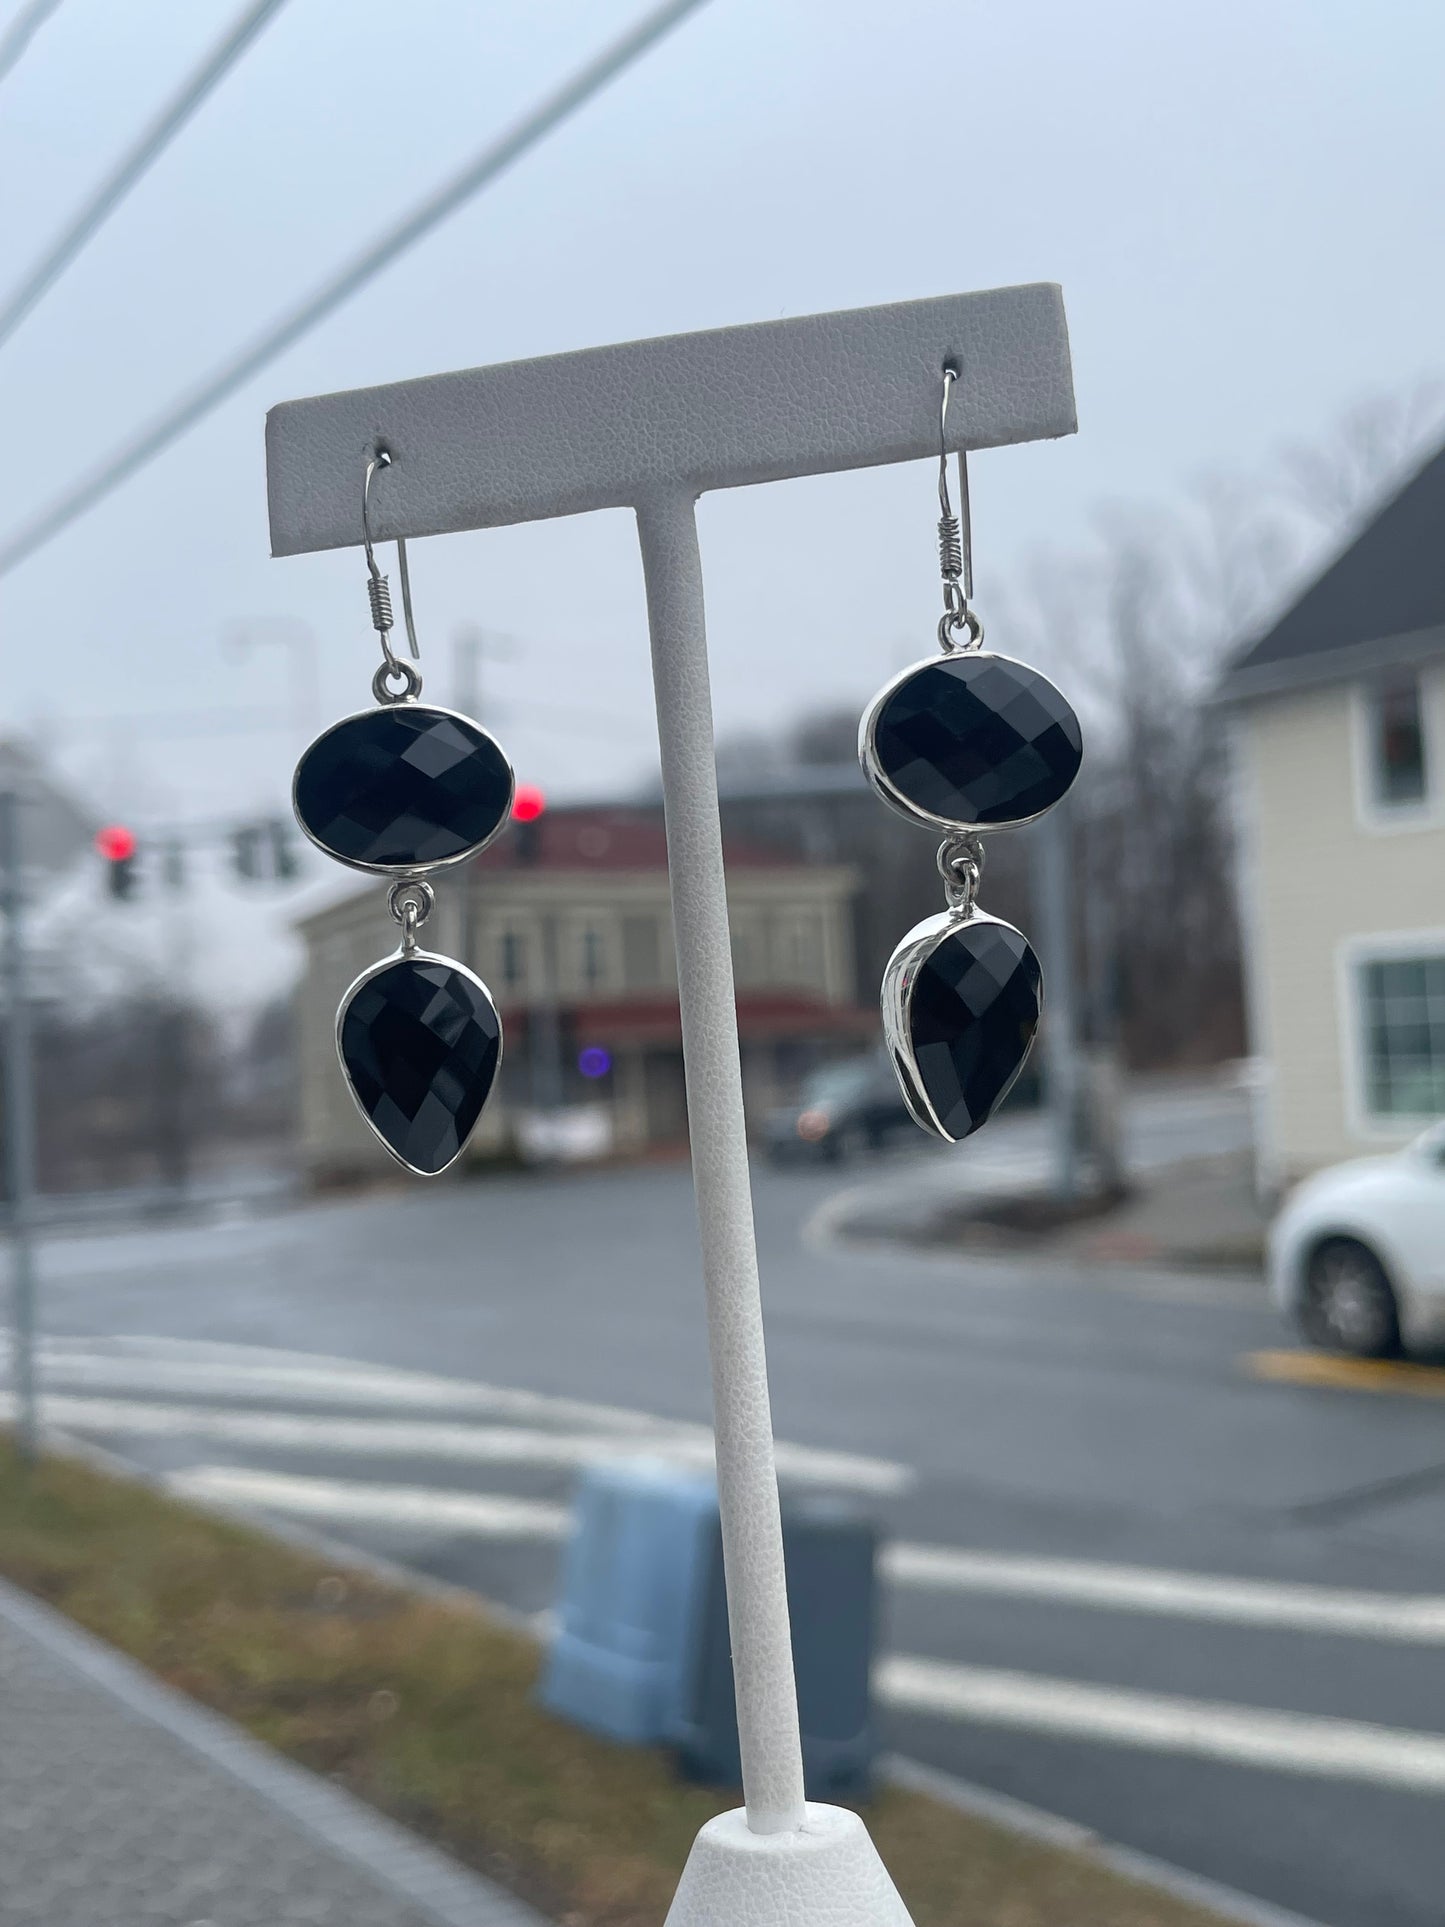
[295,805,868,1182]
[1220,445,1445,1185]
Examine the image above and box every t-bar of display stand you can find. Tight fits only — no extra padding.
[267,286,1075,1925]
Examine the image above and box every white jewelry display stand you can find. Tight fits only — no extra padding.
[266,286,1076,1925]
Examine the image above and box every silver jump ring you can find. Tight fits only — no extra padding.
[387,878,435,953]
[938,603,985,653]
[373,658,423,704]
[937,832,985,914]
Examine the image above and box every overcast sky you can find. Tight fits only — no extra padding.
[1,0,1441,1000]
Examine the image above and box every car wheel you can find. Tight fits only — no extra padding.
[1301,1238,1401,1358]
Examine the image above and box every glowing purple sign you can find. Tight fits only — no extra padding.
[578,1046,612,1079]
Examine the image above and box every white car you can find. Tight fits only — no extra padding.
[1270,1122,1445,1356]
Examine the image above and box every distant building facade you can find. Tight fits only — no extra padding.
[1219,445,1445,1185]
[295,806,868,1181]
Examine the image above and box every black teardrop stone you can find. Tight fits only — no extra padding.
[295,706,513,872]
[869,653,1081,828]
[339,957,501,1174]
[906,919,1041,1140]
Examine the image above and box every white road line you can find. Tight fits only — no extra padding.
[10,1391,907,1494]
[7,1351,680,1427]
[169,1465,571,1539]
[876,1656,1445,1794]
[1,1347,906,1491]
[883,1543,1445,1643]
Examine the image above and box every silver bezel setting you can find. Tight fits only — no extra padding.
[335,944,504,1177]
[881,905,1044,1144]
[858,649,1080,836]
[293,700,516,878]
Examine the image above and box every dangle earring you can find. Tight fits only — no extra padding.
[858,363,1083,1141]
[292,447,514,1175]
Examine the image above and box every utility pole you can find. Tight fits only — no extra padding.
[1034,801,1081,1203]
[0,790,40,1460]
[225,617,321,745]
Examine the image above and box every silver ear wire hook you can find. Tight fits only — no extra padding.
[937,361,982,651]
[361,448,422,673]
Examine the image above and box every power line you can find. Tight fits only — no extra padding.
[0,0,290,352]
[0,0,63,89]
[0,0,712,581]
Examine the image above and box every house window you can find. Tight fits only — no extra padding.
[774,914,820,984]
[1366,673,1428,808]
[499,930,526,989]
[581,926,606,990]
[1359,954,1445,1118]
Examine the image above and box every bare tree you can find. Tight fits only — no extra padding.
[1285,379,1445,532]
[995,380,1445,1070]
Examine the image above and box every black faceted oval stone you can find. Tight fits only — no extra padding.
[340,957,501,1175]
[869,653,1081,828]
[295,706,513,872]
[906,918,1041,1140]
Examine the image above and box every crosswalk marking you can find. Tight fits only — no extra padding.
[10,1350,683,1426]
[160,1448,1445,1646]
[170,1466,571,1539]
[0,1391,906,1492]
[17,1330,1445,1802]
[883,1542,1445,1643]
[11,1394,713,1465]
[877,1656,1445,1793]
[7,1391,908,1496]
[0,1351,910,1494]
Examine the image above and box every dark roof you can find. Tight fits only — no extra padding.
[471,804,797,874]
[1220,439,1445,698]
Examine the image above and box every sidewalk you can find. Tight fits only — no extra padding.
[0,1575,543,1927]
[816,1079,1266,1273]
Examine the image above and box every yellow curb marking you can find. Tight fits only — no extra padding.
[1245,1350,1445,1398]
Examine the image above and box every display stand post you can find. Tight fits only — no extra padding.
[266,286,1076,1923]
[636,487,805,1832]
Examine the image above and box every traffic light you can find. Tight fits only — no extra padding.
[96,824,138,901]
[512,784,546,864]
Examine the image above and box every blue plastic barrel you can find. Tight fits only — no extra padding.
[540,1459,717,1743]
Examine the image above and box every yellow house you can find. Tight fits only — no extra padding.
[1219,446,1445,1187]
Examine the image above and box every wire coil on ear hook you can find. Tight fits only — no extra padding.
[362,447,423,694]
[937,362,983,652]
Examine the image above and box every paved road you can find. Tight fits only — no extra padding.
[5,1089,1445,1927]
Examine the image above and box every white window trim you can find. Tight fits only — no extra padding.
[1348,667,1443,835]
[1336,925,1445,1142]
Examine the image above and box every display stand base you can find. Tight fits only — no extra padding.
[665,1805,916,1927]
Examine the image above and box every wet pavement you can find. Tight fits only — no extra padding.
[4,1083,1445,1927]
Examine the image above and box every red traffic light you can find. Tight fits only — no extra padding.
[95,824,137,862]
[512,784,546,823]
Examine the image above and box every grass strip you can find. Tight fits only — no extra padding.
[0,1438,1233,1926]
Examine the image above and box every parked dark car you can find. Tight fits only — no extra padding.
[763,1056,917,1164]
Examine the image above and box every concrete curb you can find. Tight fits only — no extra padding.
[0,1573,546,1927]
[883,1755,1330,1927]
